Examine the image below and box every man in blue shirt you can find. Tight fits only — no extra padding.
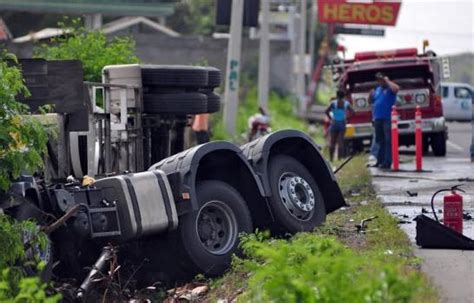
[369,72,400,169]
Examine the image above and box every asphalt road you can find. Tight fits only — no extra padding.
[446,121,473,158]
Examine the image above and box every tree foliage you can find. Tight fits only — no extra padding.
[34,18,139,82]
[0,53,48,191]
[167,0,215,35]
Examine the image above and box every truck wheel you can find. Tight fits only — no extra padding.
[422,137,430,154]
[205,67,222,88]
[141,65,208,88]
[143,93,207,114]
[430,132,447,157]
[177,180,253,276]
[267,155,326,234]
[204,91,221,113]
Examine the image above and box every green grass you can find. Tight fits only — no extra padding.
[211,88,323,144]
[205,155,438,303]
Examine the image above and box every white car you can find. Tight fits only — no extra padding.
[440,82,473,121]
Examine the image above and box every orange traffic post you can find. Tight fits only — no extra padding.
[391,106,399,171]
[415,106,423,171]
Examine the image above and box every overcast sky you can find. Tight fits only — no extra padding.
[337,0,474,57]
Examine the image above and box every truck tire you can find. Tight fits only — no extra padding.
[205,67,222,88]
[176,180,253,276]
[267,155,326,233]
[143,93,207,114]
[430,132,447,157]
[141,65,208,88]
[205,91,221,113]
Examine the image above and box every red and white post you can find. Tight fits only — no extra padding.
[391,106,399,171]
[415,106,423,171]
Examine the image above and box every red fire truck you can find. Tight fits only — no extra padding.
[333,47,448,156]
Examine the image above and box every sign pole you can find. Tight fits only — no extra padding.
[258,0,270,112]
[297,0,307,114]
[223,0,244,137]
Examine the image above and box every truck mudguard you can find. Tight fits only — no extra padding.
[148,141,266,214]
[240,129,347,213]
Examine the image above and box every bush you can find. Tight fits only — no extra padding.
[0,215,61,303]
[238,233,425,303]
[34,18,139,82]
[0,53,48,191]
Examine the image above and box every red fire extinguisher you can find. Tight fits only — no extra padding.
[431,185,465,234]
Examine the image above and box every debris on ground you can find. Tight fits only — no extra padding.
[164,282,209,302]
[406,191,418,197]
[355,216,378,233]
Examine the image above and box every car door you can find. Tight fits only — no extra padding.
[441,85,454,120]
[453,85,472,120]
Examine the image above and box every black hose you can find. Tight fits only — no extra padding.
[430,184,465,222]
[333,155,355,175]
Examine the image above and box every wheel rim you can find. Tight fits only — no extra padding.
[196,200,238,255]
[278,172,316,220]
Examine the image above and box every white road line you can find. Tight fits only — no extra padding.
[447,140,464,151]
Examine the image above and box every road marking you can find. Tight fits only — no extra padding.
[447,140,464,152]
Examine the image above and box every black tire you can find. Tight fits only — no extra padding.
[176,180,253,276]
[205,67,222,88]
[430,132,447,157]
[12,201,54,282]
[143,93,207,114]
[422,137,430,154]
[205,91,221,113]
[141,65,208,88]
[267,155,326,233]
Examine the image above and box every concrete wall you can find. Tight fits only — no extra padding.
[2,33,293,93]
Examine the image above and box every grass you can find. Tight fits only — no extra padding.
[204,155,438,303]
[211,88,324,144]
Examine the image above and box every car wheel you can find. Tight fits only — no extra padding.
[430,132,447,157]
[175,180,253,276]
[267,155,326,234]
[143,93,207,115]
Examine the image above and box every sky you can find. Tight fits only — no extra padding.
[337,0,474,57]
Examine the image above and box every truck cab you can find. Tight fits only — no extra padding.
[335,48,448,156]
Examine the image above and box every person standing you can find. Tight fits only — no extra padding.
[370,73,400,169]
[325,90,354,162]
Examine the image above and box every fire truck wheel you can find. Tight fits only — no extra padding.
[204,92,221,113]
[176,180,253,276]
[141,65,208,88]
[430,132,447,157]
[12,199,54,282]
[267,155,326,234]
[143,93,207,114]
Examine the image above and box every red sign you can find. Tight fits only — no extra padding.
[317,0,401,26]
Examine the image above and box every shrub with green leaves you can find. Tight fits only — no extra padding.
[0,54,48,191]
[0,215,61,303]
[238,233,425,303]
[34,18,139,82]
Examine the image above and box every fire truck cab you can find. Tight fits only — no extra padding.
[335,48,447,156]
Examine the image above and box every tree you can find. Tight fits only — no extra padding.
[34,18,139,82]
[167,0,216,35]
[0,53,48,191]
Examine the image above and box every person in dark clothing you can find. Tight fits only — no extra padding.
[368,72,400,169]
[325,90,354,162]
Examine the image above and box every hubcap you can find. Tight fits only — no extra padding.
[278,173,316,220]
[196,201,238,255]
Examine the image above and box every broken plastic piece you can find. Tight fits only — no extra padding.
[414,215,474,250]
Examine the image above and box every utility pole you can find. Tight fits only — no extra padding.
[288,5,297,96]
[258,0,270,111]
[308,1,316,81]
[223,0,244,136]
[296,0,307,114]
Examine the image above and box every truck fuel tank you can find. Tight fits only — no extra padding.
[94,170,178,241]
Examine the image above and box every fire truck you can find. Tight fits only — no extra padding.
[332,47,448,156]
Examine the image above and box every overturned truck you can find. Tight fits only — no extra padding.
[1,60,346,297]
